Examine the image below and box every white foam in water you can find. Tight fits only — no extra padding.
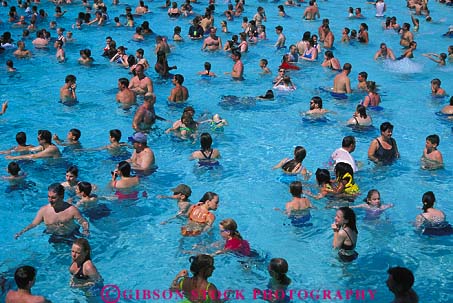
[382,58,424,74]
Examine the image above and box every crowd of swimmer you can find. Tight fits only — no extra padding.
[1,0,453,302]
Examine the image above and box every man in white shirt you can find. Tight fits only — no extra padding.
[330,136,358,172]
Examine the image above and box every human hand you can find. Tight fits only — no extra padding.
[1,101,8,114]
[331,223,339,231]
[177,269,188,277]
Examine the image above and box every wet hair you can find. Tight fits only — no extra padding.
[110,129,122,141]
[366,81,376,92]
[343,63,352,71]
[302,31,311,41]
[66,165,79,177]
[290,181,302,198]
[311,96,323,109]
[220,218,243,240]
[118,160,132,177]
[200,133,213,151]
[118,78,129,87]
[439,53,447,61]
[338,206,358,233]
[174,74,184,84]
[364,189,380,204]
[387,267,415,295]
[315,168,330,186]
[422,191,435,212]
[431,78,441,86]
[426,134,439,146]
[356,104,367,119]
[334,162,354,180]
[342,136,355,148]
[189,254,214,277]
[77,181,92,196]
[360,23,368,31]
[358,71,368,79]
[380,121,394,132]
[48,183,65,197]
[73,238,92,260]
[260,58,268,66]
[344,27,350,34]
[174,25,181,34]
[14,266,37,289]
[199,192,218,204]
[449,96,453,106]
[8,161,20,176]
[269,258,291,286]
[325,50,334,59]
[16,131,27,145]
[69,128,81,140]
[6,60,14,68]
[65,74,76,84]
[37,129,52,144]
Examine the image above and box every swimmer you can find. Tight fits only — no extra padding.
[423,53,447,66]
[357,71,368,91]
[441,96,453,115]
[322,24,335,49]
[197,62,216,77]
[225,51,244,80]
[78,49,94,65]
[220,20,229,33]
[273,146,309,178]
[6,60,16,72]
[273,75,296,90]
[158,184,192,223]
[386,267,419,303]
[202,27,222,51]
[6,130,61,160]
[13,41,31,58]
[332,162,360,196]
[135,48,149,70]
[132,93,158,132]
[61,165,80,192]
[281,181,314,221]
[190,133,221,166]
[357,23,369,44]
[110,161,139,189]
[116,78,136,106]
[214,218,251,256]
[2,162,26,183]
[321,50,341,70]
[0,101,7,116]
[259,258,291,302]
[430,78,446,96]
[350,189,394,218]
[306,96,328,115]
[69,239,102,288]
[374,43,396,60]
[60,74,77,104]
[127,132,156,171]
[400,23,414,48]
[200,114,228,131]
[398,41,417,59]
[259,59,271,75]
[330,136,358,173]
[361,81,381,107]
[173,26,183,41]
[347,104,372,126]
[53,128,82,148]
[166,111,198,140]
[341,28,350,43]
[333,63,352,94]
[181,192,219,236]
[129,64,154,95]
[274,25,286,48]
[257,90,274,100]
[170,255,220,303]
[368,122,400,164]
[5,266,50,303]
[299,38,318,61]
[73,181,98,207]
[15,183,90,239]
[415,191,452,235]
[331,207,358,262]
[110,46,129,67]
[421,134,443,170]
[155,50,177,78]
[304,168,334,200]
[168,74,189,102]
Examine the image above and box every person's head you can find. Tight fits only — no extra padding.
[403,22,410,31]
[118,77,129,88]
[15,131,27,146]
[219,218,242,240]
[72,238,92,262]
[315,168,330,186]
[364,189,381,206]
[14,266,37,290]
[117,160,132,177]
[189,254,215,278]
[324,50,334,59]
[136,48,144,58]
[293,146,307,163]
[200,133,213,151]
[54,40,63,49]
[310,96,323,110]
[360,23,368,31]
[343,27,350,35]
[343,63,352,73]
[48,183,65,204]
[409,41,417,49]
[449,96,453,106]
[356,104,367,119]
[174,25,181,34]
[173,74,184,85]
[431,78,441,89]
[386,267,415,297]
[109,129,121,142]
[336,207,358,233]
[128,132,147,147]
[275,25,283,33]
[232,51,241,61]
[66,165,79,183]
[380,121,394,135]
[183,106,195,117]
[37,129,52,144]
[268,258,291,286]
[334,162,354,179]
[422,191,435,212]
[7,161,20,176]
[68,128,81,141]
[172,184,192,199]
[199,192,219,210]
[439,53,447,61]
[426,134,440,149]
[259,58,268,68]
[144,92,156,105]
[342,136,356,151]
[355,7,362,14]
[290,181,302,198]
[358,71,368,82]
[77,181,92,197]
[65,74,76,85]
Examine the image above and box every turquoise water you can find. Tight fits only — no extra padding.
[0,0,452,302]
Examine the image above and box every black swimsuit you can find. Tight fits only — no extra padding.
[338,229,358,262]
[73,260,89,280]
[374,138,397,164]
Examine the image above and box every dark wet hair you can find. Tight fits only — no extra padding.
[118,161,132,177]
[315,168,330,186]
[422,191,435,212]
[189,254,214,277]
[110,129,122,141]
[380,121,394,132]
[358,71,368,79]
[342,136,355,148]
[66,165,79,177]
[8,161,20,176]
[199,192,218,203]
[431,78,441,86]
[118,78,129,87]
[343,63,352,71]
[174,74,184,84]
[338,206,358,233]
[65,74,76,84]
[387,267,415,295]
[77,181,92,196]
[302,31,311,41]
[73,238,92,260]
[356,104,367,119]
[334,162,354,179]
[325,50,334,59]
[269,258,291,286]
[16,131,27,145]
[70,128,81,140]
[311,96,323,109]
[364,189,379,204]
[37,130,52,144]
[200,133,213,151]
[426,134,439,146]
[204,61,211,71]
[48,183,65,197]
[290,181,302,198]
[14,266,36,289]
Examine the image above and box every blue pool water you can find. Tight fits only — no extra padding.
[0,0,452,302]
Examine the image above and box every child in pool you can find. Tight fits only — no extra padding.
[332,162,359,196]
[74,181,98,207]
[350,189,393,219]
[214,218,251,256]
[3,162,27,181]
[273,146,309,178]
[304,168,334,200]
[258,258,291,302]
[259,58,271,74]
[421,134,443,170]
[285,181,314,214]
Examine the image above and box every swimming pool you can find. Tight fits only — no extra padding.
[1,0,452,302]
